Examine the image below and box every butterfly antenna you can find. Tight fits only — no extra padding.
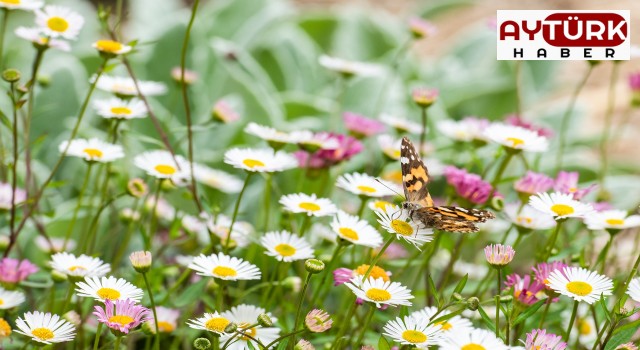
[375,178,404,199]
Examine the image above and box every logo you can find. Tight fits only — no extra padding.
[497,10,630,60]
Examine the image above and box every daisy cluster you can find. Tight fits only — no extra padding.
[0,0,639,350]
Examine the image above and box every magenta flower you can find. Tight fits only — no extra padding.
[332,268,354,286]
[377,243,408,260]
[0,258,38,284]
[211,100,239,124]
[554,171,597,200]
[524,329,567,350]
[532,261,568,286]
[295,133,362,169]
[514,171,554,195]
[592,201,614,212]
[93,299,152,334]
[412,87,439,108]
[343,112,385,138]
[443,166,497,204]
[408,17,437,39]
[629,72,640,91]
[505,274,546,305]
[504,114,554,138]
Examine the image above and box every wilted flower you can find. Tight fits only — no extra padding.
[408,17,437,39]
[443,166,497,205]
[554,171,597,200]
[305,309,332,333]
[412,87,438,108]
[129,251,152,273]
[343,112,385,138]
[484,244,515,267]
[0,258,38,284]
[94,298,152,334]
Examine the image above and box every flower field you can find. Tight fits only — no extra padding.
[0,0,639,349]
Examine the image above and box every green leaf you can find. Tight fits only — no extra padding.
[427,274,440,306]
[173,279,206,307]
[378,336,391,350]
[452,274,468,296]
[599,295,612,323]
[604,319,640,350]
[477,305,497,333]
[430,307,465,326]
[512,299,546,326]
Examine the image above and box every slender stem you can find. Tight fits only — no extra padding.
[419,107,428,157]
[331,298,357,350]
[143,273,160,350]
[179,0,203,212]
[362,235,395,282]
[495,295,500,338]
[264,329,306,349]
[114,336,122,350]
[60,283,75,314]
[538,298,552,328]
[600,319,619,349]
[310,245,343,305]
[565,300,579,341]
[355,306,375,347]
[24,48,46,197]
[356,197,368,218]
[489,151,515,200]
[0,9,8,68]
[297,215,311,238]
[86,193,127,254]
[371,39,412,117]
[291,273,312,348]
[617,249,640,302]
[556,64,594,172]
[598,62,620,190]
[436,235,465,291]
[223,173,252,253]
[263,174,272,232]
[514,60,523,117]
[93,323,103,350]
[146,181,162,250]
[541,220,564,261]
[8,81,19,255]
[63,163,93,250]
[594,233,614,273]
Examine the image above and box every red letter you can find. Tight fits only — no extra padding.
[500,21,519,40]
[522,20,542,40]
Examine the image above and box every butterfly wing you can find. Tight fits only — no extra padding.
[415,206,496,233]
[400,137,433,207]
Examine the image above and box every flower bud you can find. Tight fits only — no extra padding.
[499,295,513,303]
[466,297,480,311]
[193,338,211,350]
[51,270,68,283]
[127,178,148,198]
[257,314,273,327]
[490,196,504,211]
[129,251,152,273]
[294,339,315,350]
[412,87,438,108]
[224,322,238,333]
[2,69,20,83]
[451,292,464,301]
[305,259,325,274]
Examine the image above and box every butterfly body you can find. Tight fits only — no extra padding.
[400,137,495,233]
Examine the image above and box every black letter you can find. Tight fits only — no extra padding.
[513,48,524,58]
[537,48,547,58]
[561,48,570,58]
[606,48,615,58]
[584,48,592,58]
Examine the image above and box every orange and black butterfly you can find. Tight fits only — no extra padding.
[400,137,495,233]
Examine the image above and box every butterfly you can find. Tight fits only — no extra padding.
[400,137,495,233]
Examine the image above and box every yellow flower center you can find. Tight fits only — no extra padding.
[606,218,625,226]
[97,287,121,300]
[551,204,574,216]
[68,265,86,272]
[0,318,11,337]
[108,315,134,326]
[373,200,393,211]
[205,317,229,333]
[568,187,578,193]
[383,170,403,184]
[437,321,453,331]
[239,324,257,340]
[355,265,390,282]
[242,158,264,169]
[83,148,103,159]
[401,330,427,343]
[357,185,377,193]
[0,0,20,4]
[517,216,533,224]
[110,106,132,115]
[365,287,391,302]
[391,149,401,158]
[31,328,54,341]
[95,40,123,53]
[47,16,69,32]
[274,243,296,257]
[298,202,320,212]
[461,344,486,350]
[157,321,174,333]
[506,137,524,147]
[338,227,359,241]
[566,281,593,296]
[0,299,3,306]
[390,219,414,236]
[213,266,237,277]
[154,164,176,175]
[578,319,591,335]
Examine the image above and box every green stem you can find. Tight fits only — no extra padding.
[8,82,19,256]
[291,273,312,349]
[24,47,46,197]
[541,220,564,261]
[598,62,620,191]
[489,151,515,199]
[86,193,127,254]
[0,9,8,68]
[143,273,160,350]
[594,233,614,273]
[60,283,74,314]
[264,329,306,349]
[356,197,368,218]
[419,107,428,156]
[146,180,162,250]
[362,235,395,282]
[355,306,375,347]
[223,173,252,253]
[297,215,311,238]
[436,234,465,291]
[310,244,343,305]
[556,63,594,172]
[371,38,412,117]
[495,295,500,338]
[331,298,357,350]
[63,163,93,250]
[263,174,272,232]
[114,336,122,350]
[566,300,579,340]
[617,249,640,302]
[538,298,552,329]
[93,323,103,350]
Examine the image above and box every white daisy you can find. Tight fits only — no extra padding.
[92,39,132,55]
[220,304,280,350]
[205,214,253,248]
[188,253,261,281]
[377,134,402,160]
[318,55,383,77]
[626,278,640,303]
[244,122,293,145]
[344,276,414,308]
[59,138,124,163]
[380,114,423,134]
[0,287,25,309]
[504,203,556,230]
[376,205,434,249]
[0,0,42,10]
[94,75,167,96]
[75,276,144,302]
[15,311,75,344]
[280,193,337,217]
[192,163,243,193]
[546,267,613,304]
[484,123,549,152]
[383,315,443,349]
[336,172,400,198]
[93,98,147,119]
[224,148,297,173]
[437,119,489,143]
[584,210,640,231]
[187,311,230,335]
[529,192,595,220]
[50,252,111,279]
[133,150,190,182]
[330,211,383,248]
[35,5,84,40]
[438,328,508,350]
[14,27,70,51]
[35,236,76,253]
[146,307,180,334]
[368,200,399,214]
[410,306,473,334]
[260,231,315,262]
